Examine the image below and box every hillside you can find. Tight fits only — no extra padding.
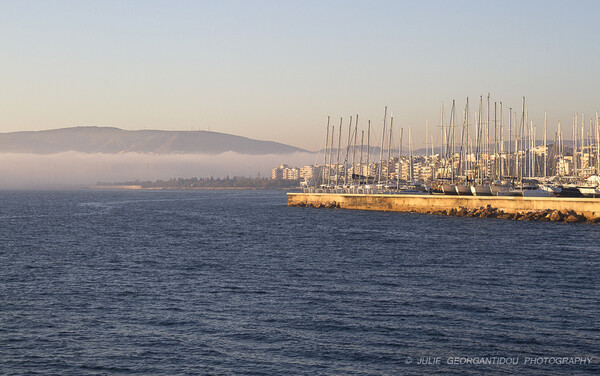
[0,127,307,155]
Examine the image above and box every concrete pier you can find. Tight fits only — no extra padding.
[287,193,600,222]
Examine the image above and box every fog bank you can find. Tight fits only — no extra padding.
[0,152,317,188]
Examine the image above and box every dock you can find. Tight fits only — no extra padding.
[287,193,600,222]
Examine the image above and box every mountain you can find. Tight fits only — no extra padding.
[0,127,308,155]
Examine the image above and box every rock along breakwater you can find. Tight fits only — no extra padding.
[287,193,600,224]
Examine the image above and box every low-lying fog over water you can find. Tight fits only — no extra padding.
[0,152,316,188]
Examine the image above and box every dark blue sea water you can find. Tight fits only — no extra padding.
[1,189,598,375]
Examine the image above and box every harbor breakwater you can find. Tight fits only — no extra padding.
[287,193,600,223]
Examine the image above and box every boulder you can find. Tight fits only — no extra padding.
[549,211,563,222]
[565,214,585,223]
[485,211,498,218]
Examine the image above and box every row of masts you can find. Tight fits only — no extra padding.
[321,106,415,188]
[319,96,600,188]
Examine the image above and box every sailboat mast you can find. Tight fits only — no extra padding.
[581,114,585,177]
[477,96,482,182]
[431,133,435,181]
[520,98,525,185]
[451,100,456,184]
[514,110,518,180]
[558,121,563,162]
[366,120,371,183]
[344,116,352,186]
[500,102,504,180]
[378,107,387,184]
[359,130,364,183]
[323,116,330,186]
[530,120,534,177]
[351,115,358,184]
[387,117,393,183]
[509,107,512,178]
[409,124,413,182]
[573,114,577,176]
[336,118,343,187]
[528,111,532,177]
[440,102,446,170]
[466,101,470,178]
[494,101,498,180]
[596,112,600,175]
[396,128,404,190]
[397,127,401,190]
[440,102,445,180]
[329,125,335,185]
[544,111,547,178]
[589,119,592,170]
[459,99,467,177]
[587,119,594,170]
[486,93,490,180]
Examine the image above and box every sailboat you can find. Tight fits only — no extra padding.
[471,184,493,196]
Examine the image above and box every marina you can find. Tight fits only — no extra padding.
[293,98,600,221]
[305,98,600,198]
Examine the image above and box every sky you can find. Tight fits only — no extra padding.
[1,0,600,151]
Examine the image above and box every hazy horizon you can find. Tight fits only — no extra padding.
[0,151,317,188]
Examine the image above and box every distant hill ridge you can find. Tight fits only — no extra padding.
[0,126,308,155]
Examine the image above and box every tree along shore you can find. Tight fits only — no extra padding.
[96,177,301,190]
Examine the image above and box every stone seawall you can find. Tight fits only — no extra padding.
[287,193,600,223]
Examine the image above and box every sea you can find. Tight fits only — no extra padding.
[0,189,598,375]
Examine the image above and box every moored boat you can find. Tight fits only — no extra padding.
[455,184,473,196]
[577,186,600,198]
[471,185,493,196]
[511,184,554,197]
[556,186,583,198]
[442,184,458,195]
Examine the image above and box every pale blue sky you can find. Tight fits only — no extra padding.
[1,0,599,150]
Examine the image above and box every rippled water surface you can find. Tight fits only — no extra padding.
[1,190,599,375]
